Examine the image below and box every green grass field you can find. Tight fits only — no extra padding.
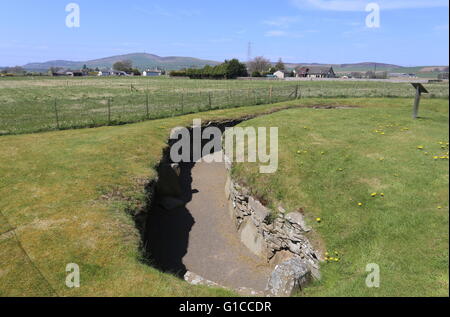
[1,77,448,135]
[1,101,304,297]
[232,99,449,296]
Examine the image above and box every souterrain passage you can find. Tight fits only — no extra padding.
[0,97,447,297]
[146,152,272,292]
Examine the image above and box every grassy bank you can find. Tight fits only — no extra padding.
[231,98,449,296]
[0,97,447,296]
[0,98,335,297]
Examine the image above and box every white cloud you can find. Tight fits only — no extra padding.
[263,16,301,28]
[133,5,200,18]
[264,30,311,38]
[290,0,448,11]
[265,30,288,37]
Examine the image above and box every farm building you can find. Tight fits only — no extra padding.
[274,70,287,79]
[51,69,70,76]
[142,69,163,77]
[295,66,336,78]
[97,70,128,76]
[389,73,417,78]
[66,70,86,77]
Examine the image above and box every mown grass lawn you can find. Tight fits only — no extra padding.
[0,97,447,296]
[0,98,330,297]
[232,98,449,296]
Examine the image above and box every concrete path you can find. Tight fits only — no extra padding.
[182,153,271,291]
[146,152,271,292]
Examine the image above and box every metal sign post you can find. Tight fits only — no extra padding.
[411,83,428,119]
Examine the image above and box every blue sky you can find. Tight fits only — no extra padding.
[0,0,448,66]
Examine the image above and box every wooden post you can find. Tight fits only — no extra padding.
[269,86,273,103]
[294,85,299,99]
[411,83,428,119]
[208,92,212,109]
[181,92,184,114]
[107,98,111,124]
[53,98,60,129]
[413,86,421,119]
[145,93,149,119]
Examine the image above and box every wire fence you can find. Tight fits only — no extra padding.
[0,81,448,135]
[0,85,300,135]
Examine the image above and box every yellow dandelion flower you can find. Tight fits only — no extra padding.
[371,193,377,197]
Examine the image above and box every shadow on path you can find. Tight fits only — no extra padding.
[144,162,196,277]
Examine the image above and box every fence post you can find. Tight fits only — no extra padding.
[145,93,149,119]
[208,92,212,109]
[181,91,185,114]
[253,89,257,105]
[107,98,111,124]
[295,85,299,99]
[269,86,273,103]
[53,98,60,130]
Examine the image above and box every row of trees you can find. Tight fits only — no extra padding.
[170,59,248,79]
[1,66,26,75]
[112,60,141,75]
[170,57,288,79]
[247,57,286,77]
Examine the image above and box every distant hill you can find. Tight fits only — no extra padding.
[15,54,448,78]
[281,62,402,72]
[22,53,220,71]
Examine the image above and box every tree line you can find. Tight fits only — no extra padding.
[170,59,248,79]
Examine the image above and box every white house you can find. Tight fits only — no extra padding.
[274,70,287,79]
[142,69,163,77]
[98,70,128,76]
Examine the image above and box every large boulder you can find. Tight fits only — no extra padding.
[285,211,311,233]
[265,256,312,297]
[248,197,270,225]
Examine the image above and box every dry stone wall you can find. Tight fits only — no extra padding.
[224,156,321,284]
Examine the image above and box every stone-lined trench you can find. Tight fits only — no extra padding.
[135,116,324,296]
